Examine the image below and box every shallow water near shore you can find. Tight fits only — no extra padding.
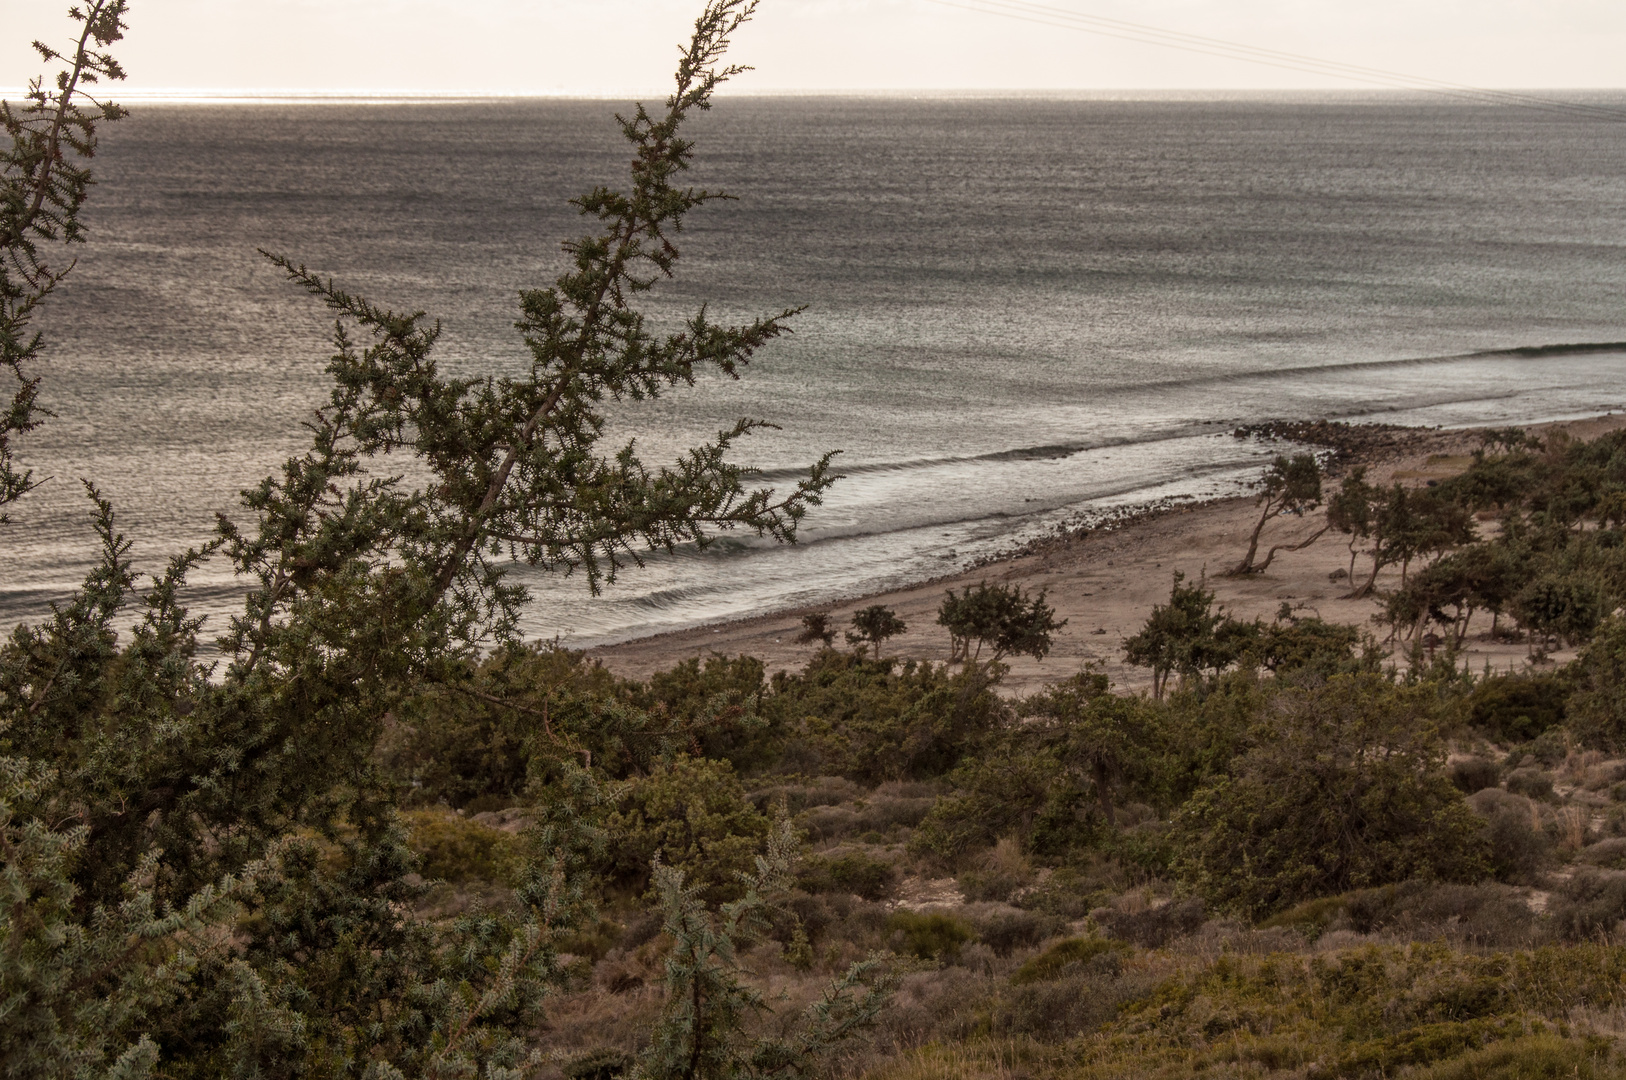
[4,95,1625,643]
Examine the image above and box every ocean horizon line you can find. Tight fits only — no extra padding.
[4,86,1624,106]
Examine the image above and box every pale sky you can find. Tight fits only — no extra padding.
[2,0,1624,96]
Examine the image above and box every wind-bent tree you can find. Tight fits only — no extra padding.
[1228,453,1325,576]
[0,4,886,1077]
[1,0,128,521]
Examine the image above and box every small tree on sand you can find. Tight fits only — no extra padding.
[1123,572,1256,699]
[846,604,907,658]
[937,580,1066,664]
[795,611,837,647]
[1228,453,1325,576]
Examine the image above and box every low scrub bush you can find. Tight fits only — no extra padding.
[635,654,775,769]
[1547,869,1626,942]
[562,1048,635,1080]
[796,850,899,901]
[1173,675,1489,917]
[747,775,861,815]
[886,910,976,960]
[786,892,890,956]
[1469,671,1568,743]
[1082,944,1626,1077]
[402,809,522,884]
[1411,1035,1618,1080]
[1342,881,1538,947]
[1449,756,1500,794]
[1015,862,1125,919]
[1579,838,1626,869]
[990,966,1160,1041]
[1506,767,1556,799]
[1568,616,1626,752]
[961,904,1064,957]
[1469,788,1552,883]
[1259,894,1356,939]
[387,646,632,807]
[956,836,1035,903]
[603,756,771,901]
[1096,898,1206,948]
[765,651,1006,782]
[795,793,939,842]
[1009,936,1132,985]
[909,747,1079,864]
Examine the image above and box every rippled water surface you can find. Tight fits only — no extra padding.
[5,96,1626,642]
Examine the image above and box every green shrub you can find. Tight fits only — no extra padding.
[1172,675,1489,918]
[402,809,522,884]
[1529,727,1571,766]
[1412,1035,1619,1080]
[795,850,898,901]
[562,1048,635,1080]
[1009,936,1132,984]
[965,907,1064,957]
[1450,756,1501,794]
[603,756,771,901]
[556,918,626,963]
[885,910,975,960]
[1096,898,1206,948]
[1569,616,1626,751]
[1506,767,1556,799]
[1469,788,1553,884]
[1251,616,1370,679]
[1259,894,1353,939]
[384,645,647,807]
[764,650,1005,782]
[1514,572,1607,647]
[635,654,775,770]
[1469,671,1567,743]
[909,745,1078,864]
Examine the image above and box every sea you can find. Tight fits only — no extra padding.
[4,93,1626,645]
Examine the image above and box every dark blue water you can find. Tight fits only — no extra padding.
[5,96,1626,642]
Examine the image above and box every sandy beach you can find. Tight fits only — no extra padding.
[589,413,1626,695]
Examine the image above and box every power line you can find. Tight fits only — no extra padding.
[922,0,1626,123]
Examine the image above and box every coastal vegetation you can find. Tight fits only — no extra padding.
[8,2,1626,1080]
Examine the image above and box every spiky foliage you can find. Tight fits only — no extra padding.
[637,821,894,1080]
[0,2,868,1075]
[1,1,128,521]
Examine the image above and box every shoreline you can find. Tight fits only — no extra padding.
[587,412,1626,695]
